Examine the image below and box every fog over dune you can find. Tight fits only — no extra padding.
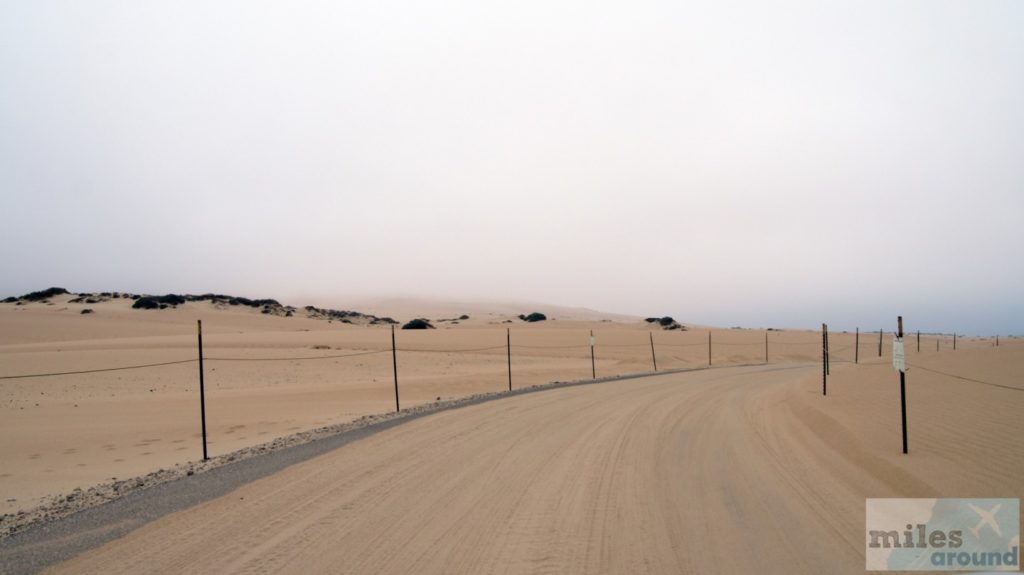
[2,1,1022,335]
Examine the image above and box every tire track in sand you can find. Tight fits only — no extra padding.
[42,362,983,574]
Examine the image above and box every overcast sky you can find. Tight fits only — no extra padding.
[2,1,1022,334]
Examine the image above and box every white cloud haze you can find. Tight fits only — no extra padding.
[2,1,1022,334]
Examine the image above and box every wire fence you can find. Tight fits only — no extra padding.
[1,326,1005,383]
[0,322,1017,511]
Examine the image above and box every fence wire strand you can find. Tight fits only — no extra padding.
[0,359,198,380]
[206,349,390,362]
[397,345,507,354]
[911,364,1023,393]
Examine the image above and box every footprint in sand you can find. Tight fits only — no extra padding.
[171,439,185,444]
[140,452,152,456]
[63,448,78,455]
[28,454,41,460]
[114,458,124,462]
[76,463,87,467]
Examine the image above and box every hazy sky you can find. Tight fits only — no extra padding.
[2,1,1022,334]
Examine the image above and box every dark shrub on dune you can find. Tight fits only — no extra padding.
[81,309,94,314]
[132,297,160,310]
[402,318,435,330]
[155,294,187,306]
[21,287,69,301]
[3,296,18,303]
[226,296,279,308]
[644,316,686,330]
[459,314,470,320]
[520,312,547,323]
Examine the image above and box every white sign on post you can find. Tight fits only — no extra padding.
[892,337,905,373]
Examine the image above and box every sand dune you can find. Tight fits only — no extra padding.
[305,295,644,323]
[2,293,835,517]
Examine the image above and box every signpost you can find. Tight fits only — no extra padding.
[895,317,908,454]
[590,331,596,379]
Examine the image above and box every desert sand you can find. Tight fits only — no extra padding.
[0,293,825,516]
[1,293,1021,573]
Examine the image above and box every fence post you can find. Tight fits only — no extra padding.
[996,335,999,347]
[197,320,208,461]
[391,325,400,413]
[507,328,512,391]
[590,330,596,379]
[953,332,957,350]
[855,327,859,364]
[708,331,712,367]
[822,323,827,396]
[917,330,920,352]
[649,332,658,372]
[764,331,768,364]
[878,328,883,357]
[824,324,830,376]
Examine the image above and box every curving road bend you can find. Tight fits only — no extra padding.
[46,364,880,574]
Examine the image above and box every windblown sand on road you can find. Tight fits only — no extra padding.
[43,349,1024,574]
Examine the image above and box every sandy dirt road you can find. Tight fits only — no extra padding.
[41,358,1023,574]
